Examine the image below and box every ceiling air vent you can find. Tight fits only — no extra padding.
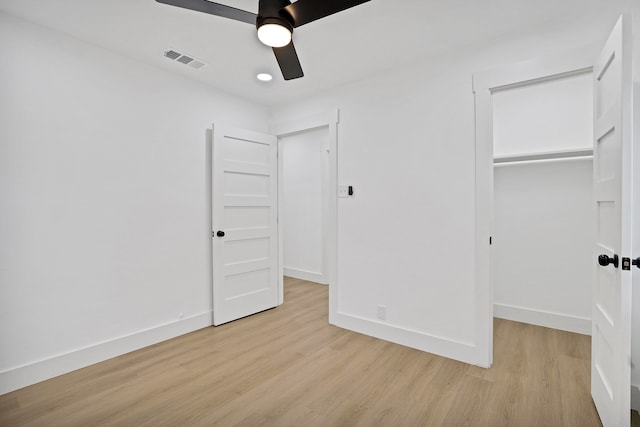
[163,49,207,69]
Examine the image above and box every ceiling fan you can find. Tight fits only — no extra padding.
[156,0,371,80]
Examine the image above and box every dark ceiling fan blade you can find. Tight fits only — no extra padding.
[156,0,257,24]
[283,0,370,28]
[273,42,304,80]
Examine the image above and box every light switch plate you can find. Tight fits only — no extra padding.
[338,185,350,198]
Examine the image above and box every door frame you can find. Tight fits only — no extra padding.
[473,46,596,368]
[270,110,339,311]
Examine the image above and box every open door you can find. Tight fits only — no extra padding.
[212,124,279,326]
[591,15,634,427]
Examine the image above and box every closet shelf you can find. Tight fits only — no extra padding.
[494,148,593,164]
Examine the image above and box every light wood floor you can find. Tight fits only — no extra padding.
[0,277,603,426]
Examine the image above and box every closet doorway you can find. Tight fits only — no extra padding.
[472,46,597,367]
[491,71,594,334]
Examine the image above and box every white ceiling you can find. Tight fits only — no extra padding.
[0,0,625,107]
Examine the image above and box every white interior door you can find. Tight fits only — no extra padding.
[212,124,279,326]
[591,15,633,427]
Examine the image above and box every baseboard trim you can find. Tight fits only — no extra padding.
[493,303,591,335]
[0,311,212,395]
[331,312,483,367]
[283,267,327,285]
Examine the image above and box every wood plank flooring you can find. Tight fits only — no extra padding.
[0,277,602,426]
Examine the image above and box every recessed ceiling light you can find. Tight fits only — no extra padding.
[257,73,273,82]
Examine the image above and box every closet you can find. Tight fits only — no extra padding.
[492,71,594,334]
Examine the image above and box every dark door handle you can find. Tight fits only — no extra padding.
[216,230,225,237]
[633,257,640,269]
[598,254,619,268]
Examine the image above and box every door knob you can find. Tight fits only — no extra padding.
[598,254,619,268]
[216,230,225,237]
[633,257,640,269]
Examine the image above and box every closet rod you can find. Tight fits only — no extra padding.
[494,148,593,165]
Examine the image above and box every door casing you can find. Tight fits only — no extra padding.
[473,45,597,368]
[271,110,339,312]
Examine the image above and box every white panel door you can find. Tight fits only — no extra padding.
[591,15,633,427]
[212,124,279,326]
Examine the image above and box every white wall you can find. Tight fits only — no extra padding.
[280,127,328,284]
[493,159,593,333]
[270,13,621,366]
[0,12,268,394]
[492,73,593,157]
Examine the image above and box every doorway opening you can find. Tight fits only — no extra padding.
[491,71,594,334]
[271,110,339,314]
[472,46,596,367]
[279,125,330,285]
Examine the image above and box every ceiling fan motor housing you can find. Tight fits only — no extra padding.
[256,16,293,34]
[257,0,295,31]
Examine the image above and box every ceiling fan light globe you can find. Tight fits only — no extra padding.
[257,23,291,48]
